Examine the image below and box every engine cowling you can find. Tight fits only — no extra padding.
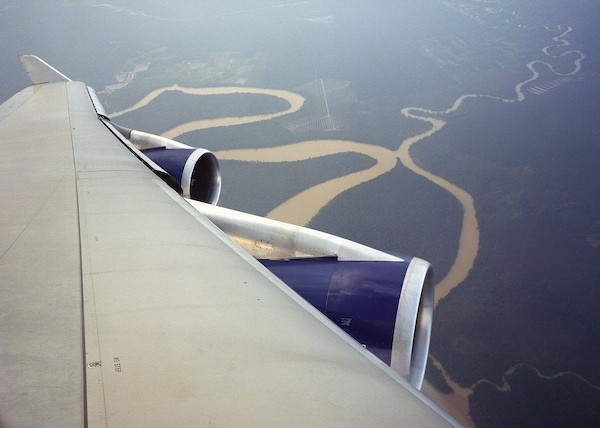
[142,147,221,204]
[261,256,432,389]
[186,200,433,389]
[111,124,221,204]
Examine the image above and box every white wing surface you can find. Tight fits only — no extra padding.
[0,56,458,427]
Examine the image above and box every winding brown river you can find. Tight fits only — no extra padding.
[112,84,478,305]
[108,25,586,425]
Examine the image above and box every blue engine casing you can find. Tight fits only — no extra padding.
[260,255,429,372]
[142,147,221,204]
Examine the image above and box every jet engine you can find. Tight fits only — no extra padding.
[112,124,221,204]
[261,255,432,389]
[186,200,433,389]
[142,147,220,204]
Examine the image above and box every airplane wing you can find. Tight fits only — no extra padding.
[0,56,459,427]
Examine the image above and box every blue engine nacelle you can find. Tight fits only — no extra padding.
[260,255,433,389]
[142,147,221,204]
[186,201,434,389]
[111,124,221,204]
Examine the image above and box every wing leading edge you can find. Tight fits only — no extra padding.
[0,56,459,427]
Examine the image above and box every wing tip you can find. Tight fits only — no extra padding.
[19,54,71,84]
